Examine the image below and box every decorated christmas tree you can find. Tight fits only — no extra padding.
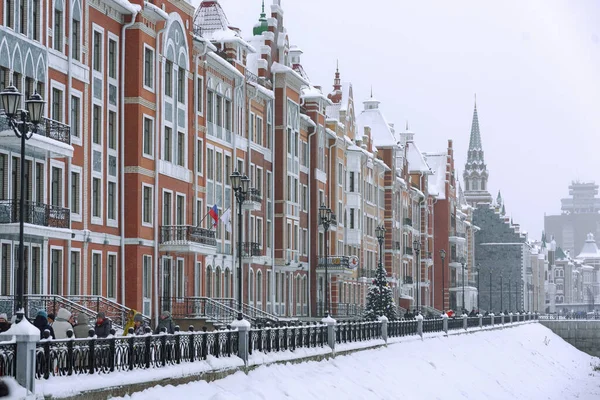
[364,262,398,321]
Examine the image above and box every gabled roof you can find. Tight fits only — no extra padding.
[194,1,230,34]
[577,233,600,260]
[555,247,568,260]
[356,95,397,147]
[406,141,432,174]
[424,152,447,199]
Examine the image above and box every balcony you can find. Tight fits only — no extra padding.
[159,225,217,255]
[317,256,352,275]
[346,228,361,246]
[404,276,414,285]
[357,268,377,279]
[449,230,467,243]
[403,217,412,227]
[0,200,71,239]
[242,188,262,212]
[403,247,413,259]
[0,112,73,158]
[242,242,266,263]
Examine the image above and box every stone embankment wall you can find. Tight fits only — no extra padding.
[540,320,600,357]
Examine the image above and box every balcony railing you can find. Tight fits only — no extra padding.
[242,242,261,257]
[245,69,258,83]
[247,188,262,203]
[403,217,412,226]
[357,268,377,279]
[318,256,350,269]
[449,230,466,239]
[394,241,402,251]
[404,276,414,284]
[192,24,204,37]
[160,225,217,246]
[404,247,413,256]
[0,112,70,145]
[0,200,70,228]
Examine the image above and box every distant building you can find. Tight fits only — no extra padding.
[544,182,600,256]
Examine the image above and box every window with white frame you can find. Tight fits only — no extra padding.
[142,255,152,299]
[50,248,63,295]
[143,117,153,157]
[91,252,101,296]
[196,77,203,113]
[176,131,185,167]
[177,67,185,103]
[50,166,63,206]
[196,139,203,174]
[92,30,102,72]
[51,88,63,122]
[176,259,184,297]
[107,254,116,299]
[69,250,80,295]
[92,178,101,218]
[143,46,154,89]
[163,127,172,162]
[72,18,81,61]
[70,95,80,139]
[165,61,172,97]
[108,38,117,79]
[163,191,172,225]
[92,105,101,144]
[142,184,153,225]
[256,116,263,146]
[107,181,116,221]
[70,170,81,215]
[108,111,117,150]
[54,2,64,52]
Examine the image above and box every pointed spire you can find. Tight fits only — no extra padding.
[468,99,483,157]
[405,120,409,130]
[253,0,269,36]
[501,203,506,216]
[497,190,502,206]
[370,85,373,98]
[333,60,341,92]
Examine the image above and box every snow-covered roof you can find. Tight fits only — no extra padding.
[406,141,432,174]
[356,95,397,147]
[424,152,447,199]
[301,86,333,104]
[339,81,351,112]
[326,104,341,121]
[271,62,309,86]
[576,233,600,260]
[194,1,255,52]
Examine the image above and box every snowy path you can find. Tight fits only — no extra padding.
[112,324,600,400]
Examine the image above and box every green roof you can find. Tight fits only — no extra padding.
[555,246,568,260]
[253,1,269,36]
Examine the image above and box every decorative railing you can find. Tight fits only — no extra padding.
[0,342,16,378]
[316,302,365,318]
[160,225,217,246]
[246,188,262,203]
[0,112,70,145]
[317,256,350,269]
[212,298,283,324]
[404,276,414,284]
[422,318,444,333]
[160,297,243,326]
[335,321,381,343]
[242,242,261,257]
[447,317,464,330]
[245,70,258,84]
[0,200,70,228]
[388,319,418,337]
[64,295,151,328]
[403,217,412,227]
[35,327,238,379]
[357,268,377,279]
[467,317,479,328]
[249,323,327,354]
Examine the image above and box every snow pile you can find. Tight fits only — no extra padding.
[110,324,600,400]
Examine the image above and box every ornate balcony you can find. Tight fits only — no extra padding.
[0,200,71,239]
[357,268,377,279]
[404,276,414,285]
[0,112,73,158]
[242,188,262,212]
[403,247,414,258]
[241,242,264,263]
[160,225,217,255]
[317,256,352,275]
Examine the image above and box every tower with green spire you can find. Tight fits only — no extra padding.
[253,1,269,36]
[463,97,493,207]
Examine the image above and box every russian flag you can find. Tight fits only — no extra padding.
[209,204,219,227]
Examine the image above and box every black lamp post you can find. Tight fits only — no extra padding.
[376,224,386,314]
[0,85,45,322]
[461,258,466,313]
[489,266,493,313]
[413,239,420,312]
[439,249,446,311]
[500,272,504,313]
[476,263,481,311]
[319,204,334,317]
[508,276,512,312]
[230,170,250,320]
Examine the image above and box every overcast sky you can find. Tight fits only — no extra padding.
[195,0,600,241]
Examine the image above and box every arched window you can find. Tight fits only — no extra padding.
[215,267,222,298]
[302,277,308,315]
[224,268,231,298]
[206,266,213,297]
[257,270,263,304]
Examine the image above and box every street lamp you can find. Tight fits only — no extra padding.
[439,249,446,312]
[376,224,386,315]
[476,263,481,312]
[319,204,334,317]
[230,170,250,320]
[0,85,45,323]
[413,239,421,312]
[460,258,466,313]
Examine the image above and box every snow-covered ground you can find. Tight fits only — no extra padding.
[112,324,600,400]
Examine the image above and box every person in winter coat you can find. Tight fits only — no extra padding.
[0,314,10,333]
[52,308,75,339]
[73,313,90,338]
[154,311,175,334]
[123,309,138,336]
[133,313,147,335]
[94,312,112,338]
[33,310,55,339]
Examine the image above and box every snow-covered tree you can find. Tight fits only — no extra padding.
[364,262,398,321]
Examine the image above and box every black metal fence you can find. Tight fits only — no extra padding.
[249,323,326,354]
[0,342,16,378]
[335,321,381,343]
[160,225,217,246]
[0,200,70,228]
[34,326,238,379]
[388,320,418,337]
[423,318,444,333]
[467,317,479,328]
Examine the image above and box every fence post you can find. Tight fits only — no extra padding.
[490,313,495,327]
[231,319,250,365]
[478,314,483,328]
[321,316,336,352]
[416,313,423,340]
[462,314,468,330]
[378,316,388,345]
[509,313,513,324]
[442,313,448,335]
[500,313,505,325]
[0,318,39,394]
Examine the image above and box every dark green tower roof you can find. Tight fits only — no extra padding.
[253,1,269,36]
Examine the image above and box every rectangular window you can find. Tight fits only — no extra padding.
[71,171,80,214]
[92,178,101,218]
[70,251,80,295]
[109,39,117,79]
[176,259,184,297]
[32,0,39,40]
[177,132,185,167]
[249,113,255,142]
[225,100,232,131]
[225,155,231,183]
[70,96,80,138]
[54,9,63,51]
[256,117,263,146]
[19,0,26,34]
[207,91,213,123]
[349,172,355,192]
[72,20,80,60]
[50,249,63,295]
[163,127,172,162]
[216,95,222,127]
[1,244,10,295]
[177,67,185,103]
[143,118,153,156]
[196,77,203,113]
[107,254,116,299]
[92,105,101,144]
[93,31,101,72]
[142,256,151,298]
[108,111,116,150]
[350,208,355,229]
[176,194,185,225]
[206,148,214,180]
[51,167,62,206]
[51,88,62,122]
[165,61,172,97]
[142,185,152,224]
[35,163,43,203]
[163,192,172,225]
[196,139,203,173]
[92,253,101,296]
[107,182,116,220]
[215,152,222,183]
[144,47,154,88]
